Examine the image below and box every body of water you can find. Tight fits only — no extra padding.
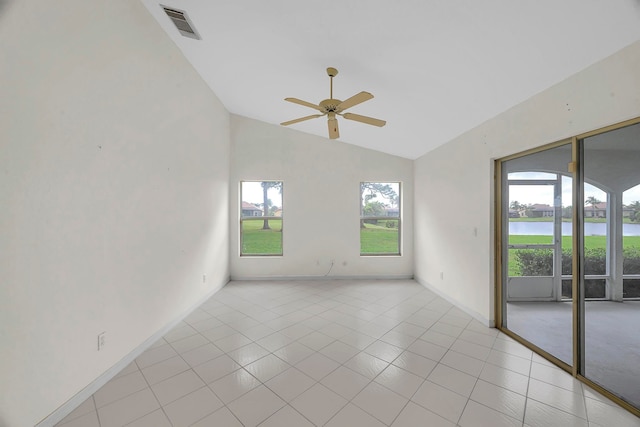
[509,221,640,236]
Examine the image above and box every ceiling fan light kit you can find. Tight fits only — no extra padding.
[281,67,386,140]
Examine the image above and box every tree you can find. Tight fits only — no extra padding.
[629,201,640,222]
[524,204,535,218]
[509,200,523,211]
[363,201,386,217]
[586,196,601,217]
[261,182,282,229]
[562,205,573,219]
[360,183,398,228]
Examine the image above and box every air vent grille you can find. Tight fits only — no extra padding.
[162,6,200,40]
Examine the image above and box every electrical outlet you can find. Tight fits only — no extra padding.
[203,274,206,283]
[98,332,106,351]
[440,272,444,280]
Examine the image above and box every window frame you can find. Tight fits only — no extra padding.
[239,180,284,257]
[359,181,402,256]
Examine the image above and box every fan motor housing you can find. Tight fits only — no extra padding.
[320,98,342,112]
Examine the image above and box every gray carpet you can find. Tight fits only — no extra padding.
[506,301,640,408]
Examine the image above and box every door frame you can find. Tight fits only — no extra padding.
[494,116,640,418]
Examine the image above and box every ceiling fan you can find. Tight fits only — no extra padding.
[280,67,386,139]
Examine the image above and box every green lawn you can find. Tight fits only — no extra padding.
[509,234,607,250]
[509,234,640,250]
[241,219,401,255]
[240,217,639,263]
[241,219,282,255]
[361,222,399,254]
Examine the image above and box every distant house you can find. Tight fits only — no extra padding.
[585,202,607,218]
[241,202,262,217]
[273,209,283,217]
[385,207,399,217]
[529,204,554,218]
[623,206,633,218]
[508,210,521,218]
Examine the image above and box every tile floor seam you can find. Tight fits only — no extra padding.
[468,397,526,426]
[465,358,494,420]
[580,382,593,424]
[455,398,472,427]
[385,369,430,427]
[335,350,415,426]
[525,394,589,421]
[521,396,530,427]
[91,370,150,411]
[184,399,237,427]
[456,362,483,425]
[167,339,210,357]
[93,396,103,427]
[140,348,199,390]
[133,356,174,427]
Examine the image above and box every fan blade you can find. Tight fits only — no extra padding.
[342,112,386,127]
[280,114,324,126]
[336,91,373,111]
[284,97,325,112]
[328,116,339,139]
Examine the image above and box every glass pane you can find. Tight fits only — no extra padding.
[508,184,554,245]
[623,184,640,276]
[241,219,282,255]
[562,279,572,299]
[508,171,558,180]
[240,181,283,256]
[360,220,399,255]
[361,182,400,217]
[584,247,606,276]
[623,279,640,298]
[360,182,400,255]
[584,279,606,299]
[561,175,574,300]
[502,143,572,367]
[582,121,640,408]
[508,248,553,277]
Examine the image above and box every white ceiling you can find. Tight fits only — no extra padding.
[141,0,640,159]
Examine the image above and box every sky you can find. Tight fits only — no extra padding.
[508,172,640,207]
[240,177,640,209]
[241,181,401,208]
[241,181,282,207]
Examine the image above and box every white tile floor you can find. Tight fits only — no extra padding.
[55,279,640,427]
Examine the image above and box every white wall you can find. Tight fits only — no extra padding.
[0,1,230,426]
[414,41,640,325]
[230,115,413,279]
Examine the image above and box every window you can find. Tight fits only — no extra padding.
[240,181,283,256]
[360,182,401,255]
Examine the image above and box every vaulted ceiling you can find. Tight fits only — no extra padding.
[141,0,640,159]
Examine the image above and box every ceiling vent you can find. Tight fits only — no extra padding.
[161,6,200,40]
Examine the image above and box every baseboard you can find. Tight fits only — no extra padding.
[414,276,495,327]
[36,277,230,427]
[230,274,414,281]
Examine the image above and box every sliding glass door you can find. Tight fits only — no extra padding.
[581,122,640,409]
[497,118,640,414]
[500,143,573,367]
